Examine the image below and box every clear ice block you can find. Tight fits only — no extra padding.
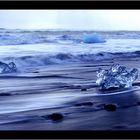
[96,64,138,90]
[0,61,17,73]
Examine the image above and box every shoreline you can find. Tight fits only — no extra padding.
[0,56,140,130]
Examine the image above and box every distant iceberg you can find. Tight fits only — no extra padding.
[83,33,106,44]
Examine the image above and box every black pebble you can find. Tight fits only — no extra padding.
[113,125,127,129]
[32,71,39,73]
[104,104,117,111]
[75,102,93,107]
[81,88,87,91]
[137,102,140,105]
[0,93,11,96]
[47,113,64,121]
[99,53,104,56]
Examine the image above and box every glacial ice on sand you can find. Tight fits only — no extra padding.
[96,64,138,90]
[83,33,106,44]
[0,61,17,73]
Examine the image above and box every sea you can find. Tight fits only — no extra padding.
[1,29,140,69]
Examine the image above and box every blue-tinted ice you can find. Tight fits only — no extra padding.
[96,64,138,90]
[83,33,106,44]
[0,61,17,73]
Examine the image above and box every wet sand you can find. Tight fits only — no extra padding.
[0,57,140,130]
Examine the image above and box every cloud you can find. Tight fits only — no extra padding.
[0,10,139,30]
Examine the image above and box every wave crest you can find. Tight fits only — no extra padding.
[2,51,140,69]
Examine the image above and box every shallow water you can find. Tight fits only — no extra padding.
[0,61,139,115]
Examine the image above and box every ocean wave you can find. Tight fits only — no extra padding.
[2,51,140,68]
[0,29,140,45]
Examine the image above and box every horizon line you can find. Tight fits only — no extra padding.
[1,28,140,32]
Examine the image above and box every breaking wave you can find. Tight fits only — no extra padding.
[2,51,140,68]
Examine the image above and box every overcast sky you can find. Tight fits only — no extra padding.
[0,10,140,30]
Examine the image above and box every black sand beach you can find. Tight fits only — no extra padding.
[0,56,140,130]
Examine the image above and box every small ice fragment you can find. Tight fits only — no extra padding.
[83,33,106,44]
[8,62,17,72]
[59,35,69,40]
[96,64,138,90]
[0,61,17,73]
[59,35,73,41]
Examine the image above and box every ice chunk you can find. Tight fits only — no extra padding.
[7,62,17,72]
[83,33,106,44]
[96,64,138,90]
[59,35,70,40]
[0,61,17,73]
[8,62,17,70]
[58,35,74,41]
